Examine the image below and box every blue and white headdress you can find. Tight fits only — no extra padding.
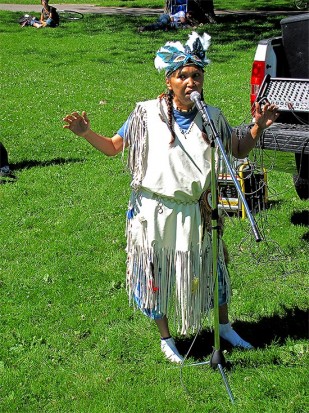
[154,32,211,77]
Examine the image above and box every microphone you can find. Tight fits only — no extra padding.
[190,94,262,241]
[190,91,202,105]
[190,91,209,127]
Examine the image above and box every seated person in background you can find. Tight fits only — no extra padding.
[30,0,59,28]
[40,0,59,27]
[170,10,187,28]
[139,11,192,32]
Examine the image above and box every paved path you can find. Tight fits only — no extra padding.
[0,4,306,16]
[0,4,162,14]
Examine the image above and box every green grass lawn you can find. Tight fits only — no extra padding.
[0,5,308,413]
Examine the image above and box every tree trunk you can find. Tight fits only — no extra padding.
[188,0,216,23]
[165,0,216,23]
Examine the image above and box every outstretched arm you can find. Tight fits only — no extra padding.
[232,101,280,158]
[63,111,124,156]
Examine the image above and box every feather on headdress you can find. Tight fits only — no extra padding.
[154,32,211,76]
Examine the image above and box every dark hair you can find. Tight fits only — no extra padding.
[159,90,177,145]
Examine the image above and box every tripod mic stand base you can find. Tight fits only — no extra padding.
[210,348,226,369]
[184,349,235,404]
[210,349,235,402]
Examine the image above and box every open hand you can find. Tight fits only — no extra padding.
[254,101,280,129]
[63,111,90,137]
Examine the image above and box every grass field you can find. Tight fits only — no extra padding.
[0,0,299,10]
[0,3,308,413]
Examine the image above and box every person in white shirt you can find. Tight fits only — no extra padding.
[170,10,186,26]
[138,11,191,32]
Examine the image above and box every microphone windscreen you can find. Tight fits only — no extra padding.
[190,91,201,102]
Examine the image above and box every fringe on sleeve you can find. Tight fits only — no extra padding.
[123,104,148,190]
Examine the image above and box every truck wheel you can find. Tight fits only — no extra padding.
[293,153,309,200]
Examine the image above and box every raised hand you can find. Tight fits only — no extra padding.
[254,101,280,129]
[63,111,90,137]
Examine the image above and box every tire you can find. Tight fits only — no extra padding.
[58,10,84,21]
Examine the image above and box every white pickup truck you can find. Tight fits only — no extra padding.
[249,13,309,199]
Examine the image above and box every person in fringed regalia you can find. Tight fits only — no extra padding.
[63,32,279,363]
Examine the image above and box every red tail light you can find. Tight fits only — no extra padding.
[250,61,266,113]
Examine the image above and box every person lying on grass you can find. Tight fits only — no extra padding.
[138,10,194,32]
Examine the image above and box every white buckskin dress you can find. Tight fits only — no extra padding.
[124,98,233,335]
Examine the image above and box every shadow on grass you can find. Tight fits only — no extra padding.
[291,209,309,242]
[10,157,84,171]
[291,210,309,227]
[176,306,308,361]
[0,173,17,185]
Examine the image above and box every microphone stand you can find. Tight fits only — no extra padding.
[185,97,262,404]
